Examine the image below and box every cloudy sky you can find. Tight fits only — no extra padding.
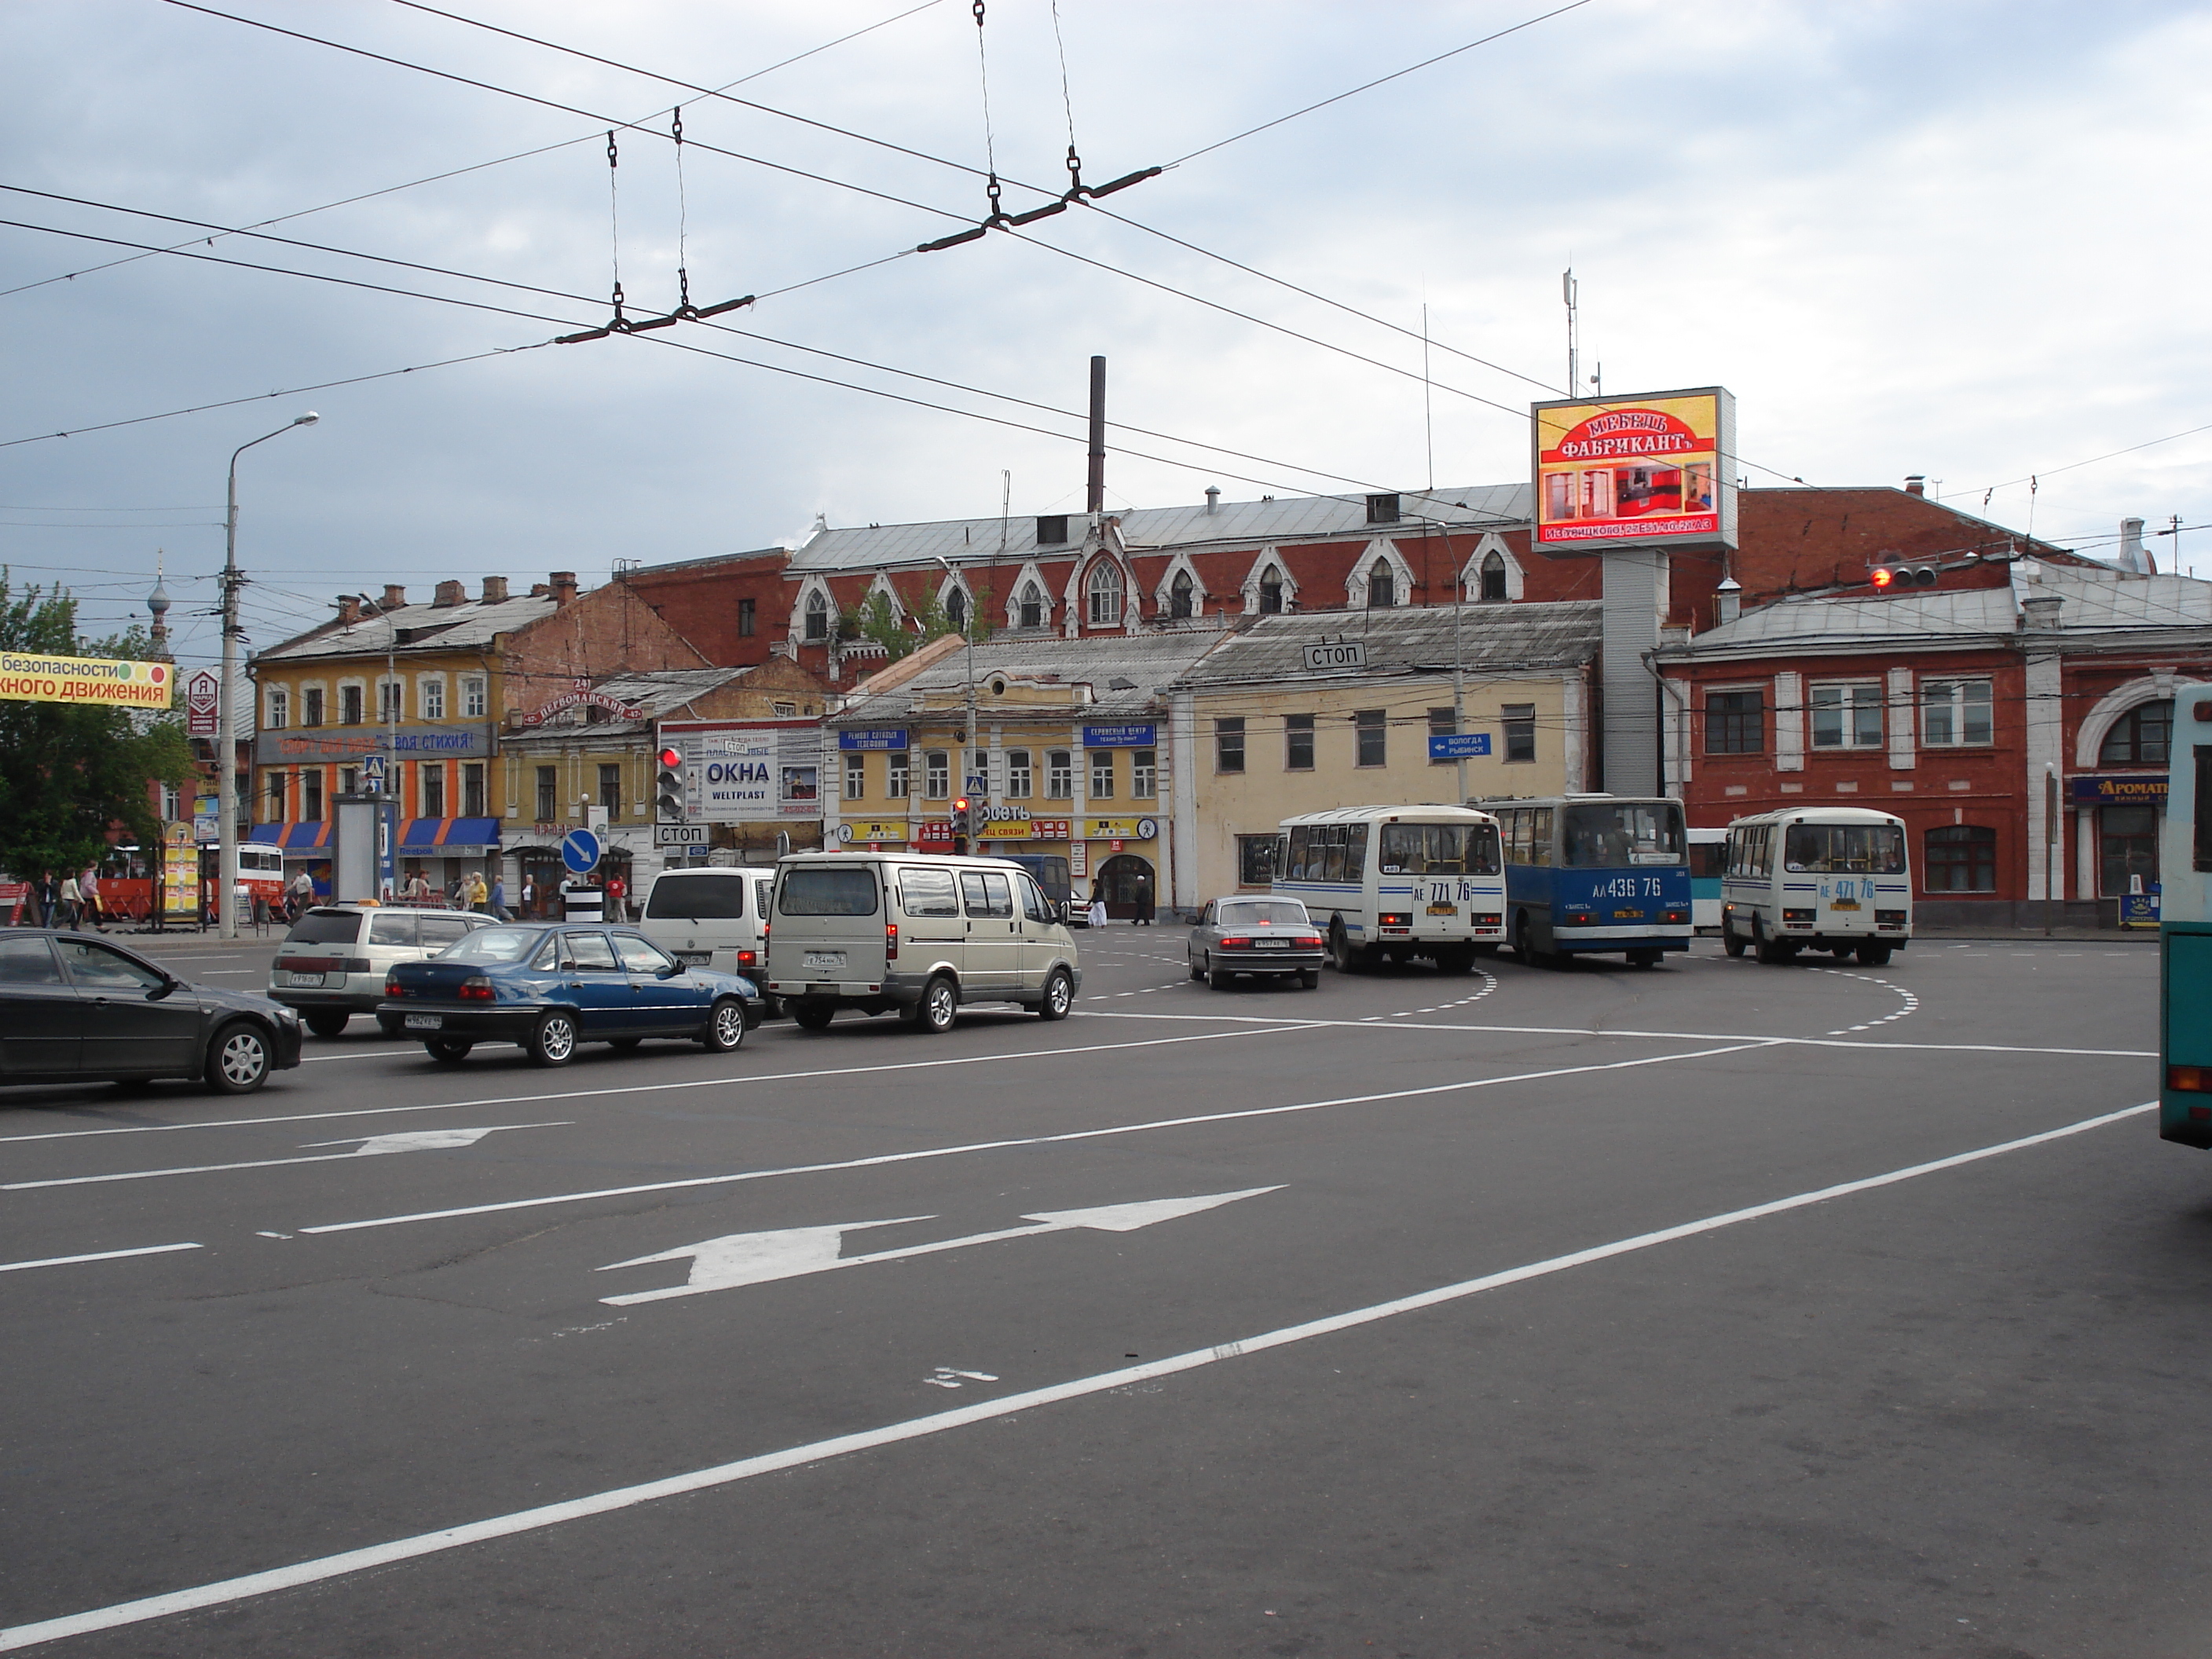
[5,0,2208,669]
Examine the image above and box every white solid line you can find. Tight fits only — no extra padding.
[2,1124,567,1192]
[2,1100,2153,1654]
[298,1040,1778,1236]
[0,1241,202,1274]
[0,1025,1307,1147]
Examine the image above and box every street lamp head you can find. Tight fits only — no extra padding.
[293,412,320,426]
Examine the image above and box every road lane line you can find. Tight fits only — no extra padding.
[5,1099,2152,1653]
[0,1025,1310,1147]
[0,1242,201,1275]
[2,1124,568,1192]
[298,1040,1778,1236]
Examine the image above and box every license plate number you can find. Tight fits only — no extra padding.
[404,1013,443,1031]
[1253,938,1289,949]
[287,972,324,987]
[1829,899,1861,911]
[804,953,845,971]
[1613,909,1644,920]
[1426,903,1457,916]
[677,951,712,966]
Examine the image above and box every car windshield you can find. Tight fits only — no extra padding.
[644,873,747,920]
[1785,822,1906,874]
[284,910,361,945]
[441,926,548,964]
[1218,901,1311,928]
[1560,802,1685,868]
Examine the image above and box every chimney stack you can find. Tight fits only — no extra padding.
[481,575,509,604]
[2119,517,2153,576]
[335,595,362,624]
[381,584,407,610]
[1904,474,1926,496]
[1086,355,1106,516]
[1712,576,1742,628]
[432,580,466,608]
[550,571,579,607]
[1204,485,1220,515]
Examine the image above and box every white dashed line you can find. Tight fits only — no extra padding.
[1817,968,1919,1037]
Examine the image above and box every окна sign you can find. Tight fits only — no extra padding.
[0,651,172,709]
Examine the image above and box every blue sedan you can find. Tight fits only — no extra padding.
[379,923,758,1066]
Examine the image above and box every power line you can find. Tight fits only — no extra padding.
[1939,419,2212,502]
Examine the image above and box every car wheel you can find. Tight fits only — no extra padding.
[791,1002,837,1031]
[1038,969,1073,1021]
[526,1009,580,1067]
[1722,917,1747,958]
[205,1022,271,1093]
[424,1037,474,1064]
[1207,954,1232,990]
[700,997,747,1052]
[1188,955,1205,980]
[610,1037,643,1052]
[304,1010,350,1038]
[909,976,958,1033]
[1299,968,1320,990]
[1856,943,1892,966]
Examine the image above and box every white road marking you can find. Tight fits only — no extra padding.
[299,1043,1774,1236]
[2,1124,567,1192]
[925,1367,999,1388]
[5,1100,2153,1654]
[1817,969,1921,1037]
[598,1188,1282,1306]
[0,1241,201,1275]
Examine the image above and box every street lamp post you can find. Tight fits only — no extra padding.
[218,412,317,939]
[356,592,401,899]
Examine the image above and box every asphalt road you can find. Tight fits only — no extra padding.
[0,925,2200,1657]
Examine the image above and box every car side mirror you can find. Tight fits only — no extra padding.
[1057,900,1071,923]
[657,963,683,978]
[149,977,178,1000]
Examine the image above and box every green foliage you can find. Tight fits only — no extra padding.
[0,575,192,878]
[846,588,994,665]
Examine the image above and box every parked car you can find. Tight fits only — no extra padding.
[636,866,781,1016]
[0,930,302,1093]
[764,851,1081,1032]
[1187,896,1326,989]
[269,904,496,1037]
[379,922,758,1066]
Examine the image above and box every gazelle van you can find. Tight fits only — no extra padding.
[765,851,1082,1033]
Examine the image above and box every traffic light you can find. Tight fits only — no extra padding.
[1870,563,1938,591]
[655,745,687,821]
[950,794,971,852]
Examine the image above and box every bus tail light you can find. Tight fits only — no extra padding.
[1783,908,1815,927]
[456,976,495,1002]
[1876,910,1908,928]
[884,924,899,961]
[1563,910,1595,927]
[1661,909,1687,924]
[1378,913,1411,930]
[1473,914,1501,928]
[2169,1065,2212,1093]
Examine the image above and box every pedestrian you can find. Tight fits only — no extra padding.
[404,868,431,905]
[57,871,82,930]
[36,869,57,928]
[467,870,489,914]
[520,876,536,917]
[287,868,313,921]
[605,871,628,921]
[79,865,104,931]
[490,873,510,921]
[1130,870,1154,926]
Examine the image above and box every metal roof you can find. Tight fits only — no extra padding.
[1179,602,1601,685]
[831,630,1235,727]
[257,594,558,663]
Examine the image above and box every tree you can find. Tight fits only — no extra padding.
[0,577,192,880]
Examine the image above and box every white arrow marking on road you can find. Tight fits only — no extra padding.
[598,1187,1284,1307]
[2,1123,568,1192]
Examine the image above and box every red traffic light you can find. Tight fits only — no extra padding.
[1870,566,1895,589]
[657,746,683,767]
[953,795,969,813]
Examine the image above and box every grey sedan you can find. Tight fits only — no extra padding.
[1186,897,1327,990]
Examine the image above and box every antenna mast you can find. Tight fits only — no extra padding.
[1562,267,1579,395]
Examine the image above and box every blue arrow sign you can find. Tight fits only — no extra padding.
[1427,732,1492,760]
[561,827,602,874]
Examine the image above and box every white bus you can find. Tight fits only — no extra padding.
[1273,804,1505,974]
[1720,807,1912,965]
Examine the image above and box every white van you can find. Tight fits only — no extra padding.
[1721,807,1913,965]
[638,865,778,1007]
[765,851,1082,1033]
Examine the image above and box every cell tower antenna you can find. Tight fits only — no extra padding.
[1562,266,1579,396]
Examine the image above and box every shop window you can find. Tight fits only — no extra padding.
[1356,709,1386,767]
[1215,718,1246,774]
[1924,824,1996,892]
[1237,834,1278,886]
[1705,689,1764,755]
[1285,713,1313,771]
[1132,749,1156,798]
[1811,682,1883,749]
[2100,700,2172,765]
[1921,678,1993,746]
[1503,703,1536,764]
[2100,804,2159,897]
[923,750,950,800]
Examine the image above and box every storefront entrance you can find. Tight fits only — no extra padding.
[2099,804,2159,897]
[1093,853,1156,919]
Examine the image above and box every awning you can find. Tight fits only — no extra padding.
[397,817,502,854]
[250,822,331,851]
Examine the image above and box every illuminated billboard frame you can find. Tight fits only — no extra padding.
[1531,386,1736,551]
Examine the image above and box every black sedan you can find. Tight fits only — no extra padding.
[1186,896,1327,989]
[0,930,302,1093]
[379,922,759,1066]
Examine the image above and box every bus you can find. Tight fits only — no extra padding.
[1688,827,1728,932]
[2159,682,2212,1147]
[1719,807,1910,965]
[239,844,287,909]
[1471,794,1690,968]
[1274,804,1505,974]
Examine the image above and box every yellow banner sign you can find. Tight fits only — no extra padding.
[838,819,908,844]
[979,819,1033,840]
[1083,817,1158,841]
[0,650,173,709]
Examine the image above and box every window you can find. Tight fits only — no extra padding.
[422,764,445,819]
[1169,570,1195,620]
[923,750,950,800]
[302,687,325,727]
[421,678,445,721]
[1046,749,1073,798]
[738,597,756,638]
[368,912,420,947]
[1478,550,1507,602]
[1258,566,1284,613]
[1005,749,1032,799]
[947,587,968,630]
[897,866,959,917]
[2100,700,2173,765]
[1705,689,1764,755]
[779,866,879,916]
[804,591,830,643]
[599,764,621,815]
[303,770,324,820]
[1365,493,1401,524]
[461,677,486,719]
[1561,802,1685,868]
[1285,713,1313,771]
[340,684,364,725]
[339,767,359,796]
[1086,561,1123,627]
[1090,750,1115,799]
[160,782,183,821]
[1379,822,1503,876]
[1036,514,1070,545]
[646,873,748,920]
[265,687,289,731]
[1921,678,1993,747]
[1366,563,1395,610]
[58,939,167,992]
[1132,749,1156,798]
[1503,704,1536,764]
[0,936,62,985]
[378,679,402,723]
[1784,822,1906,874]
[566,932,621,972]
[1925,824,1996,892]
[462,763,485,818]
[844,753,866,800]
[1019,583,1044,629]
[1428,707,1456,765]
[1237,834,1279,885]
[1215,718,1246,774]
[887,751,910,797]
[960,870,1015,918]
[1811,683,1884,749]
[2100,805,2159,896]
[1017,873,1052,923]
[614,936,676,976]
[536,766,558,822]
[1355,709,1386,767]
[266,772,287,819]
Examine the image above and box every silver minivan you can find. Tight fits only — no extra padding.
[269,905,494,1036]
[638,866,778,1011]
[764,851,1082,1033]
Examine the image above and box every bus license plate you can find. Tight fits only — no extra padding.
[1829,899,1861,910]
[1426,903,1457,916]
[1613,909,1643,920]
[404,1013,443,1031]
[287,972,324,987]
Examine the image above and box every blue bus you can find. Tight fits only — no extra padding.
[1470,794,1692,968]
[2159,683,2212,1146]
[1688,826,1727,932]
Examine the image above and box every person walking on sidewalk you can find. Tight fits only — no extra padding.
[1130,870,1154,926]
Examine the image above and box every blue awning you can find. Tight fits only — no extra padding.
[397,816,502,852]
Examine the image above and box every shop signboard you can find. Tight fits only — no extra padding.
[837,819,909,844]
[1533,386,1736,551]
[2071,774,2169,806]
[1083,817,1159,842]
[185,669,219,736]
[1082,723,1155,749]
[2122,884,2162,929]
[838,728,909,751]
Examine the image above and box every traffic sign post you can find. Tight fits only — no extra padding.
[1426,732,1493,761]
[562,827,602,875]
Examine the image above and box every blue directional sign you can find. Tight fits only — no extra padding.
[561,827,603,874]
[1427,732,1492,760]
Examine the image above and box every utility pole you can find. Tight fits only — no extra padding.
[1086,355,1106,517]
[218,413,317,939]
[357,592,401,899]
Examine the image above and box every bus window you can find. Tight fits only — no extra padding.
[1380,822,1502,876]
[1320,827,1346,884]
[1526,808,1553,867]
[2198,749,2212,873]
[1689,840,1727,880]
[1346,824,1369,877]
[1783,822,1906,874]
[1561,801,1684,868]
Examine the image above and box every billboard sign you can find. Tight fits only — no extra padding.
[1533,386,1735,550]
[0,650,172,709]
[665,720,822,822]
[185,669,219,736]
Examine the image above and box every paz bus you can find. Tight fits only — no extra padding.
[2159,682,2212,1146]
[1273,804,1505,973]
[1471,793,1690,967]
[1719,808,1910,965]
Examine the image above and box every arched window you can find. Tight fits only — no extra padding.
[1086,561,1123,627]
[1258,566,1284,614]
[1925,824,1996,892]
[947,586,967,629]
[1019,582,1044,629]
[1169,569,1195,620]
[1367,562,1395,610]
[1478,550,1508,602]
[2100,700,2172,765]
[804,590,829,643]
